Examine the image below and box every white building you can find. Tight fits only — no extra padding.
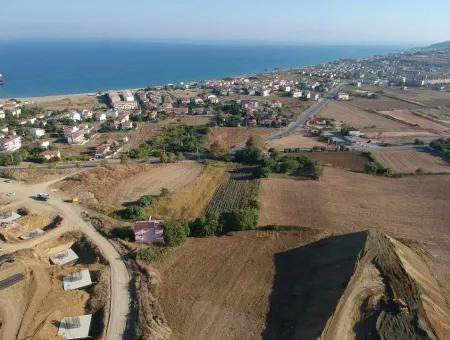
[70,111,82,121]
[292,91,303,98]
[58,315,92,340]
[336,92,350,101]
[122,90,134,102]
[50,248,79,265]
[31,128,46,139]
[63,270,93,291]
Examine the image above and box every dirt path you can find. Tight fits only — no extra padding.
[0,179,130,340]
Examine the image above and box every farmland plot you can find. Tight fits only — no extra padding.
[372,149,450,174]
[205,168,259,215]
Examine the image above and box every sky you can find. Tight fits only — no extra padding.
[1,0,449,45]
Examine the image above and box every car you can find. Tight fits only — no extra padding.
[36,193,50,201]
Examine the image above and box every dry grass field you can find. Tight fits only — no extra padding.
[319,102,414,131]
[306,152,368,172]
[30,94,98,111]
[149,162,230,220]
[154,228,335,340]
[372,149,450,174]
[55,163,204,214]
[258,167,450,240]
[378,110,449,133]
[265,131,326,150]
[207,127,277,149]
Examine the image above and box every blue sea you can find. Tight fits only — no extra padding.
[0,39,405,98]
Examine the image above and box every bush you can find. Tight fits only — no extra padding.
[137,195,156,207]
[137,247,165,263]
[17,207,30,216]
[112,226,135,241]
[121,205,145,220]
[164,219,190,246]
[190,213,219,237]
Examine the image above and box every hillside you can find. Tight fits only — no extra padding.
[321,231,450,340]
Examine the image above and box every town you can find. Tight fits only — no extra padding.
[1,41,450,340]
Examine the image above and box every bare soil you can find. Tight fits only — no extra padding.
[153,229,325,340]
[304,151,369,172]
[0,232,109,340]
[258,167,450,240]
[378,109,449,133]
[319,102,416,131]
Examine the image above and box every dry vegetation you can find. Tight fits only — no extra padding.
[207,127,277,149]
[4,168,79,184]
[265,131,326,150]
[373,149,450,174]
[259,167,450,240]
[149,162,230,220]
[30,94,98,112]
[350,95,422,111]
[55,163,204,214]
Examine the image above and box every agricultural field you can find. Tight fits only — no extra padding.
[265,131,326,150]
[154,228,332,340]
[149,162,230,220]
[319,102,415,131]
[258,167,450,240]
[364,86,450,108]
[205,168,259,215]
[350,95,422,111]
[372,149,450,174]
[207,127,277,149]
[297,151,369,173]
[378,109,449,133]
[413,107,450,125]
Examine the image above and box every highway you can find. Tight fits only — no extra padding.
[0,178,130,340]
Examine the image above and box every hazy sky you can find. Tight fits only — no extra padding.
[1,0,449,44]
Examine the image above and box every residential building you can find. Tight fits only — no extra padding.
[95,112,107,121]
[31,128,46,139]
[133,218,165,244]
[94,144,110,158]
[0,135,22,152]
[67,132,85,145]
[40,150,61,161]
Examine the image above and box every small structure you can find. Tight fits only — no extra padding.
[58,315,92,340]
[40,150,61,161]
[0,211,21,224]
[63,269,93,291]
[50,248,79,266]
[19,228,45,240]
[133,217,165,244]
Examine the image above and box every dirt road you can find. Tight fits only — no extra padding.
[0,178,130,340]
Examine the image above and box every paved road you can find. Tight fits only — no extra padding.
[0,178,130,340]
[267,85,344,141]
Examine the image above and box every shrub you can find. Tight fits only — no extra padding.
[17,207,30,216]
[137,195,156,207]
[164,219,190,246]
[190,213,219,237]
[137,247,165,263]
[121,205,145,220]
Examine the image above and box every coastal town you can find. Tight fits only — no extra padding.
[1,40,450,340]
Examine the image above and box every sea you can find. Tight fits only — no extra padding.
[0,39,406,98]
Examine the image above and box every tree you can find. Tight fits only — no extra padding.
[164,219,190,246]
[112,226,135,241]
[190,213,219,236]
[137,195,156,207]
[121,205,145,220]
[209,139,230,159]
